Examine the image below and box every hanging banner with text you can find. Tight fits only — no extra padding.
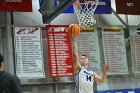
[116,0,140,15]
[64,0,112,14]
[76,27,102,75]
[129,26,140,73]
[46,25,74,77]
[0,0,32,12]
[101,26,129,75]
[14,27,45,79]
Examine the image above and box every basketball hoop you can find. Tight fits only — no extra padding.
[73,0,99,28]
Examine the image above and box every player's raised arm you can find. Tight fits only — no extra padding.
[68,24,81,74]
[72,37,81,74]
[94,64,110,83]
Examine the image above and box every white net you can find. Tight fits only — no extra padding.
[73,0,99,28]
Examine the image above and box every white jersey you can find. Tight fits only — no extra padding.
[75,66,94,93]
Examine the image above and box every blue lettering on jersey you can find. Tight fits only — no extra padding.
[84,71,93,76]
[86,75,92,81]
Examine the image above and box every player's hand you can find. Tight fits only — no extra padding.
[104,64,110,72]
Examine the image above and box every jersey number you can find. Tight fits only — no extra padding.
[86,75,91,81]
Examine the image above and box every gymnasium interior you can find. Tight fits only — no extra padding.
[0,0,140,93]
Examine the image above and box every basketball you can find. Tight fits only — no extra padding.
[68,24,80,36]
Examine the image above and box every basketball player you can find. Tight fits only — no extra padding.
[72,37,110,93]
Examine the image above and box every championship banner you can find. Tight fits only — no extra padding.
[14,27,45,79]
[101,26,129,75]
[116,0,140,15]
[46,25,74,77]
[129,26,140,73]
[0,0,32,12]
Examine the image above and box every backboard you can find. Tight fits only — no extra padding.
[38,0,77,24]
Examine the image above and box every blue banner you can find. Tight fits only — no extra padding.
[95,89,135,93]
[135,88,140,93]
[54,0,74,13]
[95,0,111,14]
[64,0,111,14]
[39,0,111,14]
[63,5,74,13]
